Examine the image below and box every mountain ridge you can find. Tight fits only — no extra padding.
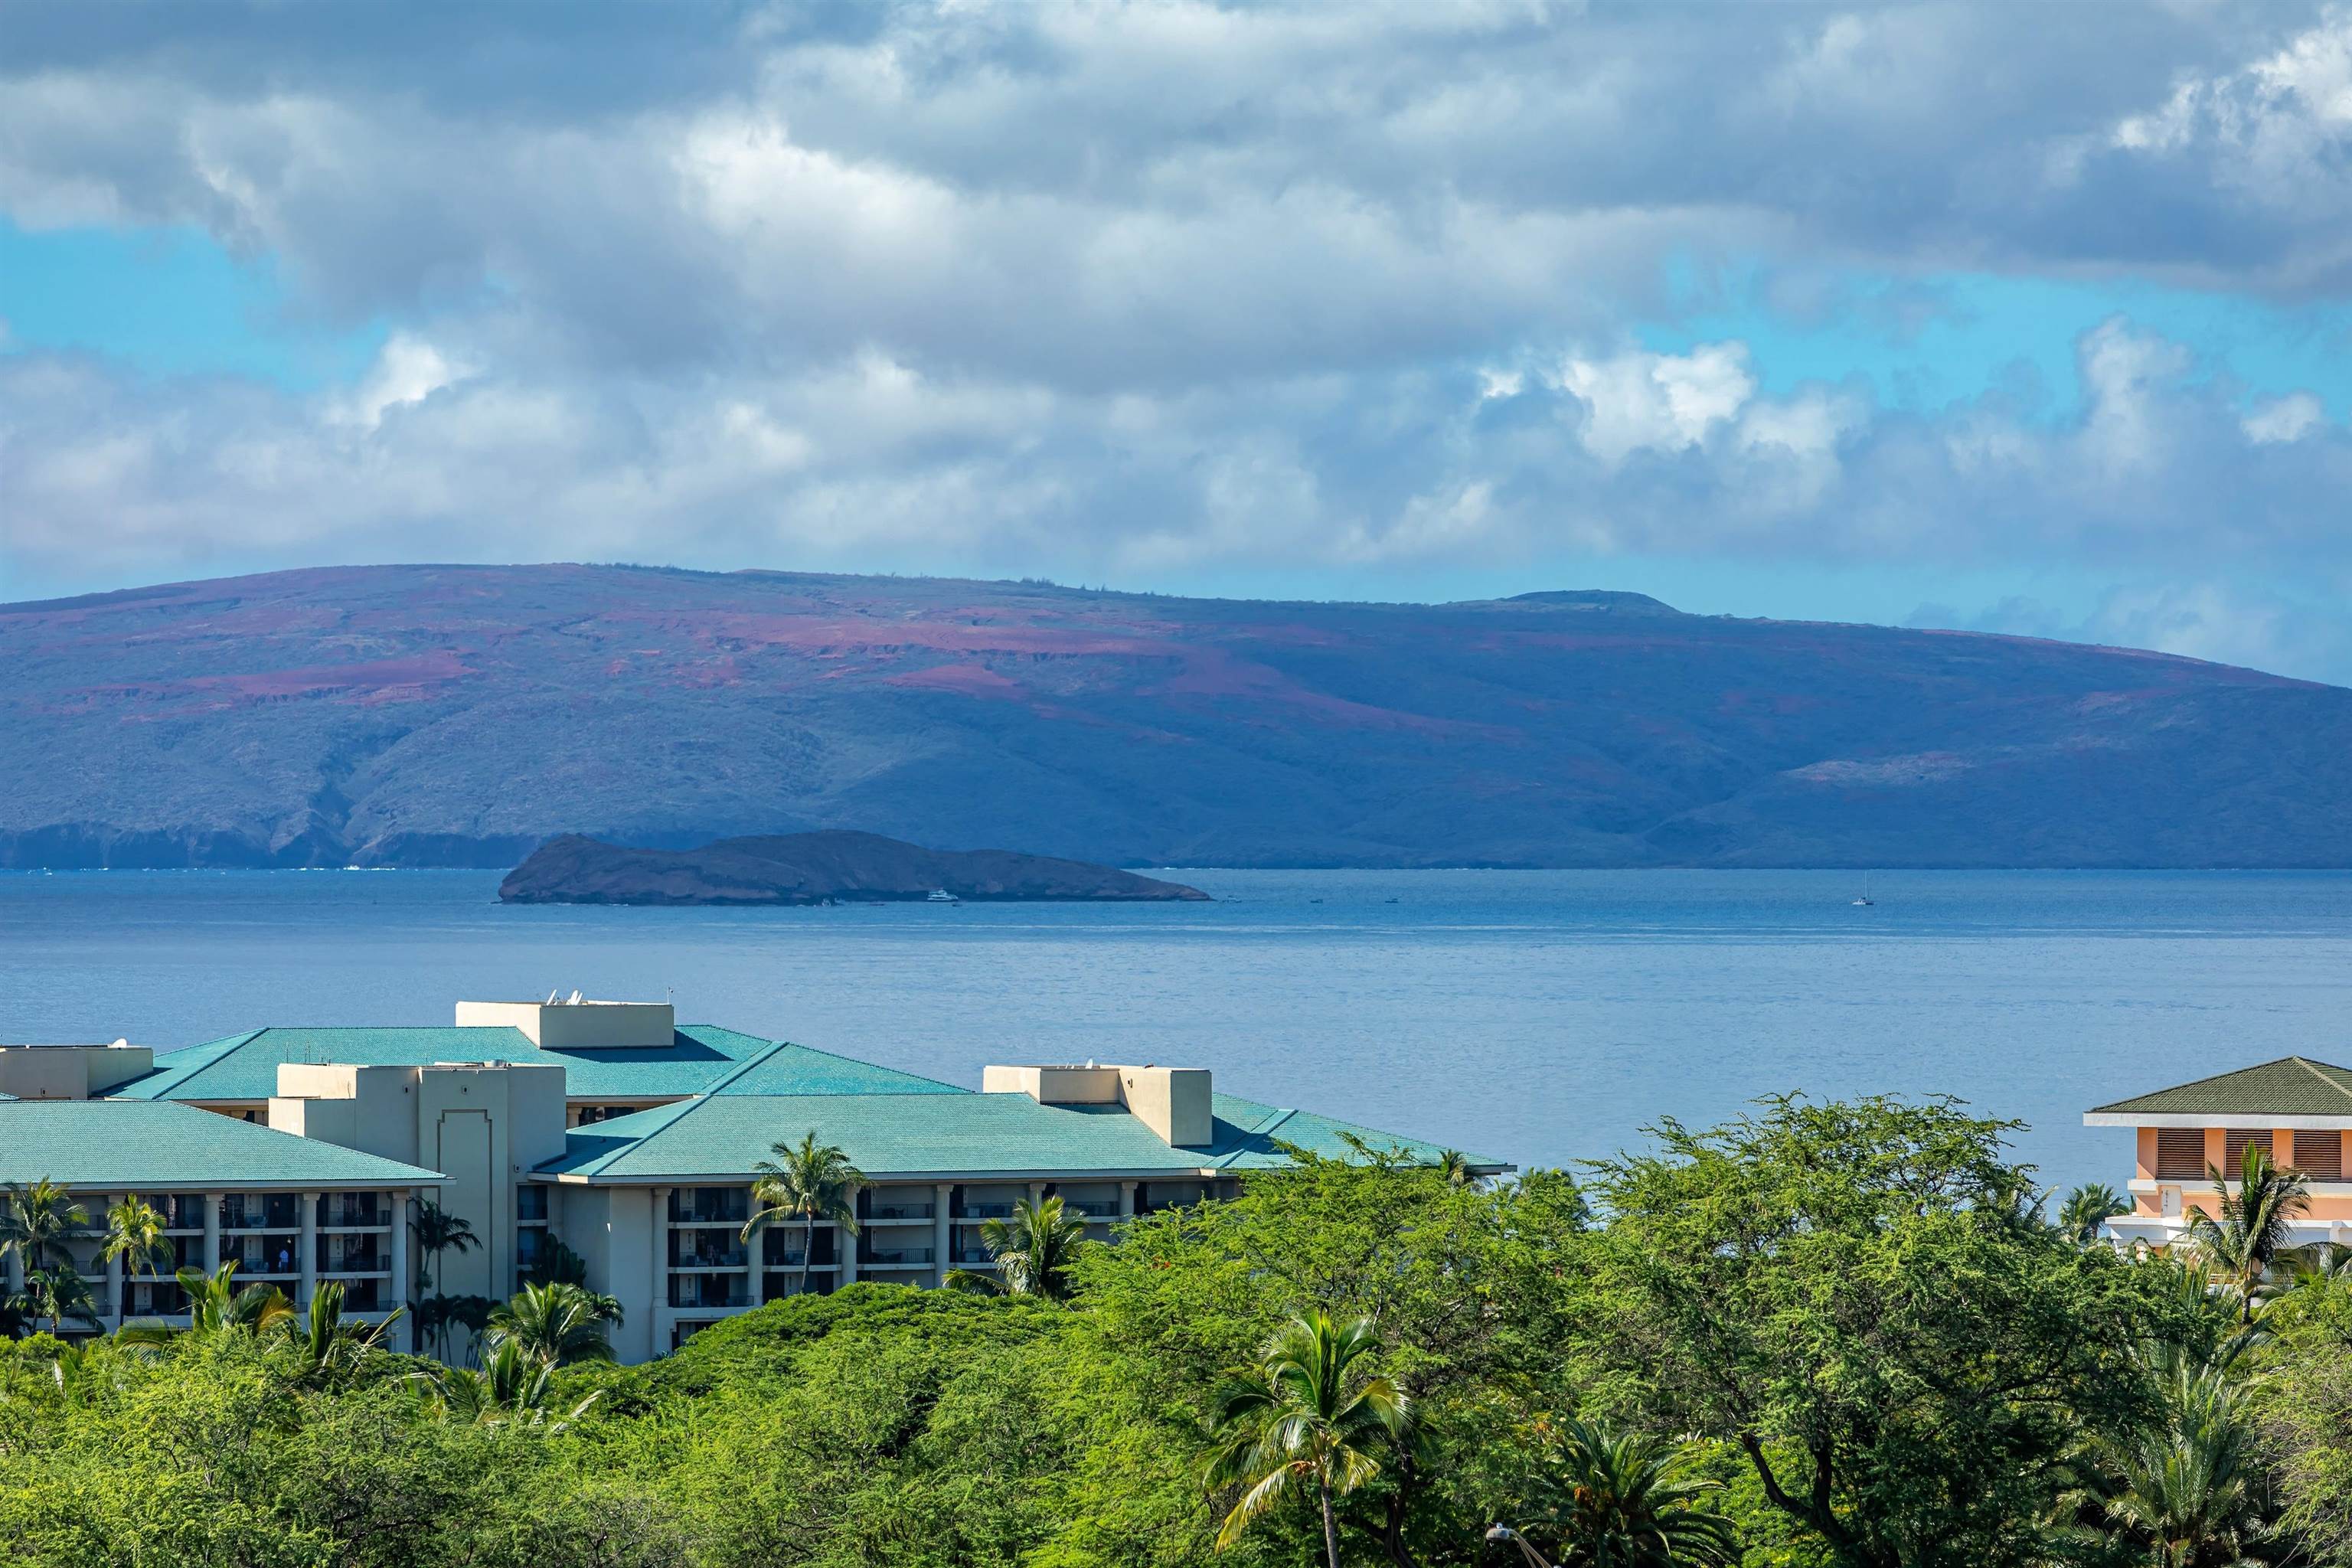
[2,561,2346,870]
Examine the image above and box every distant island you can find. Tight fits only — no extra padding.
[498,830,1211,906]
[5,563,2350,870]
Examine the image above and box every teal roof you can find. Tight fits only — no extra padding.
[118,1023,786,1102]
[710,1042,964,1097]
[539,1086,1491,1182]
[0,1100,442,1188]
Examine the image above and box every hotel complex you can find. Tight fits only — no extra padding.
[2086,1057,2352,1249]
[0,998,1490,1362]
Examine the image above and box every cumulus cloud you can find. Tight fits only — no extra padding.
[2243,390,2328,443]
[3,1,2351,682]
[1560,344,1758,465]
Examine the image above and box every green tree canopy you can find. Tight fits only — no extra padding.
[1575,1095,2163,1568]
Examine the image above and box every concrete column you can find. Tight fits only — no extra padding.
[387,1190,410,1351]
[202,1192,222,1276]
[299,1191,319,1307]
[743,1184,761,1308]
[1118,1181,1137,1219]
[933,1184,952,1288]
[650,1187,671,1327]
[1027,1181,1046,1206]
[105,1194,124,1324]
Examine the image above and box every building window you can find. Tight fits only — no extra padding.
[2293,1132,2344,1183]
[318,1192,384,1229]
[668,1187,749,1225]
[2223,1129,2269,1174]
[2154,1129,2206,1181]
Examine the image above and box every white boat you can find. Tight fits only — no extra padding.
[927,888,960,903]
[1851,871,1874,907]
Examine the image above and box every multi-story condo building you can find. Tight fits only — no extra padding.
[2085,1056,2352,1250]
[1,998,1496,1362]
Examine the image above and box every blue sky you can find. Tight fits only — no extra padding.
[4,2,2350,681]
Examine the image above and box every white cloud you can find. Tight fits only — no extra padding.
[333,334,475,430]
[4,2,2352,686]
[2243,390,2327,443]
[1560,343,1756,464]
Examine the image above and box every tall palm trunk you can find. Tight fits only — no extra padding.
[801,1211,815,1298]
[1320,1478,1341,1568]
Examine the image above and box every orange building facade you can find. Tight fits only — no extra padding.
[2084,1057,2352,1248]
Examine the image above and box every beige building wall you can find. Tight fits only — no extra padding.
[269,1060,567,1308]
[454,999,674,1050]
[982,1061,1214,1147]
[0,1043,155,1100]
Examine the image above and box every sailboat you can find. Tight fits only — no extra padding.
[1851,871,1875,907]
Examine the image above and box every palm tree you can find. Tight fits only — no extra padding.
[1201,1310,1410,1568]
[1,1179,89,1276]
[275,1280,400,1385]
[98,1194,173,1315]
[410,1338,601,1430]
[741,1132,861,1298]
[484,1281,621,1367]
[1512,1418,1740,1567]
[2185,1144,2311,1318]
[1434,1150,1478,1189]
[2057,1183,2131,1246]
[2069,1348,2265,1568]
[23,1263,101,1335]
[118,1261,292,1348]
[944,1194,1089,1300]
[408,1200,479,1293]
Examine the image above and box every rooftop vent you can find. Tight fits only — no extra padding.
[982,1062,1213,1148]
[454,998,674,1050]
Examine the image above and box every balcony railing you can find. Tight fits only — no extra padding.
[669,1275,750,1309]
[861,1246,934,1267]
[318,1194,387,1229]
[668,1188,750,1225]
[669,1236,749,1269]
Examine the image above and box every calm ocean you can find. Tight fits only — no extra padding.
[3,869,2347,1194]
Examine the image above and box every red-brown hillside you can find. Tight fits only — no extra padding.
[2,564,2345,867]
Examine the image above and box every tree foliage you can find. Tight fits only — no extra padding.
[0,1098,2342,1568]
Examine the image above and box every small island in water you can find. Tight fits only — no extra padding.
[498,830,1210,906]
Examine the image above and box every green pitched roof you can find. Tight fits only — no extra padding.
[118,1023,784,1102]
[709,1042,965,1097]
[538,1086,1494,1182]
[2092,1057,2352,1117]
[0,1100,442,1188]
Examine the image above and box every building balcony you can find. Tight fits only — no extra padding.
[861,1246,933,1268]
[668,1237,749,1269]
[668,1275,752,1310]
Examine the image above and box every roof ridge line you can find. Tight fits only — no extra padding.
[746,1031,969,1092]
[2290,1056,2352,1106]
[126,1028,264,1096]
[668,1038,798,1109]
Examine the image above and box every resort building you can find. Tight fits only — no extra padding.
[2,998,1494,1362]
[2085,1057,2352,1250]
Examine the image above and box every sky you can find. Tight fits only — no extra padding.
[2,1,2349,682]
